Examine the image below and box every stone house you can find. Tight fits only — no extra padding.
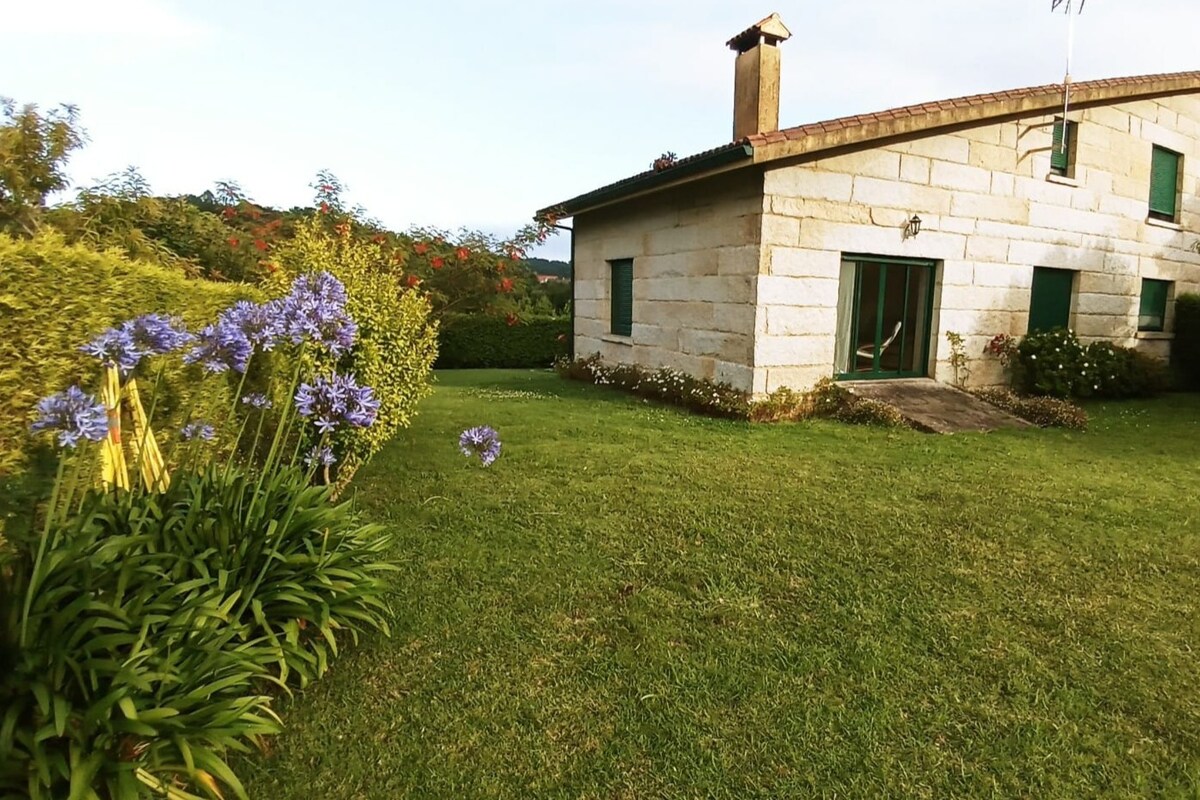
[538,13,1200,393]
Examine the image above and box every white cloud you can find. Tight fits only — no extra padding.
[3,0,211,39]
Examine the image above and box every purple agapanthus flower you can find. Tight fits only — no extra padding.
[81,326,143,373]
[183,321,252,373]
[458,426,501,467]
[294,372,380,433]
[219,300,284,352]
[122,313,193,356]
[180,421,215,441]
[304,445,337,467]
[278,272,357,356]
[241,392,272,409]
[30,386,108,449]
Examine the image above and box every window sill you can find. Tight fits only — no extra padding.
[1146,217,1183,231]
[1135,330,1173,340]
[1045,173,1079,187]
[601,334,633,346]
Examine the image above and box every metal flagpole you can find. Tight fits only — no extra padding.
[1054,0,1084,160]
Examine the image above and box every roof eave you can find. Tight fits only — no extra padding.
[537,144,754,220]
[751,73,1200,165]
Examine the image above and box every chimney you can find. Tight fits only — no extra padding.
[726,13,791,140]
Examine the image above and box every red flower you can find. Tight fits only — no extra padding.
[373,234,387,244]
[455,246,470,261]
[334,222,351,237]
[319,202,330,214]
[414,242,429,255]
[227,237,239,247]
[253,239,268,251]
[221,207,236,220]
[246,208,262,220]
[263,261,278,274]
[405,274,422,288]
[320,183,334,192]
[431,256,445,270]
[498,278,514,293]
[505,313,519,327]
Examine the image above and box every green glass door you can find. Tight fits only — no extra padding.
[840,258,935,379]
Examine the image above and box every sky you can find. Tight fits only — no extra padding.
[3,0,1198,261]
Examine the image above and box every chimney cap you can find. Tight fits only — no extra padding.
[726,12,791,53]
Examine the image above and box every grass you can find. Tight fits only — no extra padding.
[243,370,1200,799]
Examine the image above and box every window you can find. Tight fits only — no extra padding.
[1028,267,1075,333]
[609,259,633,336]
[1138,278,1171,332]
[1149,145,1182,222]
[1050,118,1077,177]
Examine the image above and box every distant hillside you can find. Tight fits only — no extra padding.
[522,257,571,279]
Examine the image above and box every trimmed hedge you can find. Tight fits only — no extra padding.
[1173,293,1200,389]
[436,313,569,369]
[0,233,265,535]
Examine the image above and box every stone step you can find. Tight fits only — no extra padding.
[841,378,1033,434]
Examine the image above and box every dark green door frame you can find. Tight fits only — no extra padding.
[838,256,937,381]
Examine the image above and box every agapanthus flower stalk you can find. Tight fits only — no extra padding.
[459,426,501,467]
[30,385,108,449]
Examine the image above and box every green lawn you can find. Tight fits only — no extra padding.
[244,370,1200,799]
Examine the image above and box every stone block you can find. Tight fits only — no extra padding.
[765,168,854,201]
[895,136,970,164]
[969,141,1018,172]
[965,235,1011,263]
[769,247,841,279]
[1077,292,1135,317]
[763,365,832,393]
[815,149,901,181]
[758,274,841,307]
[900,154,931,184]
[851,176,953,215]
[770,195,873,224]
[950,192,1029,224]
[765,305,838,336]
[717,245,761,276]
[754,334,835,368]
[930,161,993,193]
[761,214,801,246]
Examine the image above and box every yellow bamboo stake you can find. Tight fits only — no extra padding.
[99,365,130,491]
[126,378,170,492]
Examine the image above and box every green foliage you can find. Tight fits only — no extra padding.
[45,167,275,283]
[436,314,569,369]
[1015,328,1168,399]
[0,98,86,236]
[975,388,1089,430]
[557,354,750,419]
[747,386,813,423]
[0,464,393,798]
[520,257,571,279]
[276,219,438,487]
[944,331,970,388]
[1172,293,1200,388]
[558,358,909,427]
[0,232,262,479]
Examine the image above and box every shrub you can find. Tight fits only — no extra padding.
[556,354,750,419]
[436,313,569,369]
[1014,328,1168,399]
[276,219,438,488]
[0,233,272,541]
[747,386,813,422]
[0,464,392,798]
[1173,293,1200,389]
[832,397,909,428]
[975,388,1088,430]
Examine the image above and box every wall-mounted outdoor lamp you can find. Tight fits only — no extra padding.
[903,215,922,240]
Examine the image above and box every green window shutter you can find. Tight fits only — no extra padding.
[1138,278,1170,332]
[1028,267,1074,333]
[1051,119,1074,173]
[1149,146,1180,220]
[610,259,633,336]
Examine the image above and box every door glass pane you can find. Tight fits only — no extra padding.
[851,262,882,374]
[899,266,931,373]
[876,265,908,373]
